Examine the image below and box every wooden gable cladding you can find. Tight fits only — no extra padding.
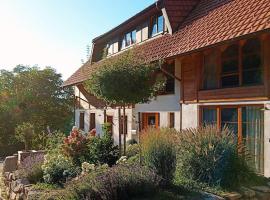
[181,53,202,103]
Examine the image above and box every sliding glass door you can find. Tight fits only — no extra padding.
[242,106,264,173]
[201,105,264,174]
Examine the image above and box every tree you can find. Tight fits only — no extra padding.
[15,122,34,151]
[0,66,73,156]
[85,49,165,155]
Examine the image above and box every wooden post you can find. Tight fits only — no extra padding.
[123,104,126,155]
[118,107,122,156]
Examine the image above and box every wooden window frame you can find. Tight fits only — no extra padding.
[199,104,264,144]
[89,113,96,131]
[149,14,164,38]
[79,112,85,131]
[169,112,175,128]
[201,37,264,91]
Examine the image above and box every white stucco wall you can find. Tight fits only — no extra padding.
[264,102,270,177]
[75,107,134,145]
[134,58,182,130]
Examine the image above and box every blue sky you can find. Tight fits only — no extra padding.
[0,0,154,79]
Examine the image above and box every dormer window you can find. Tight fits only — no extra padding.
[120,30,136,50]
[150,15,164,37]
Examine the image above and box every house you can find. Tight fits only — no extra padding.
[63,0,270,176]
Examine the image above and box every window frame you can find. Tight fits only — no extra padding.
[201,37,263,90]
[149,14,164,38]
[119,29,137,51]
[79,112,85,131]
[199,104,264,142]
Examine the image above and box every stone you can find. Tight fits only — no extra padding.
[239,186,256,198]
[16,178,29,186]
[201,192,225,200]
[223,192,242,200]
[251,186,270,193]
[254,191,270,200]
[3,156,18,174]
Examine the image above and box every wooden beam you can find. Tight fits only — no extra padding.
[160,67,181,82]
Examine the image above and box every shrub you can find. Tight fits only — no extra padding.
[15,122,35,151]
[86,132,119,166]
[127,138,137,145]
[62,129,88,165]
[18,153,44,184]
[42,152,79,185]
[37,163,161,200]
[141,128,177,184]
[45,131,66,150]
[175,125,254,189]
[126,143,140,158]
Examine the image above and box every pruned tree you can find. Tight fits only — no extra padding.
[84,49,165,155]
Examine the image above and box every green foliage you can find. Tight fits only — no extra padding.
[86,133,119,166]
[84,49,165,105]
[126,144,140,158]
[15,122,35,150]
[45,131,66,150]
[0,66,73,156]
[42,152,79,185]
[127,138,138,145]
[36,163,161,200]
[174,125,254,190]
[141,128,177,184]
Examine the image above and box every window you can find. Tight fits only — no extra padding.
[221,44,239,87]
[150,14,164,37]
[89,113,96,131]
[242,38,262,85]
[201,108,217,125]
[202,37,263,90]
[169,113,175,128]
[201,105,264,174]
[203,51,218,89]
[119,30,136,50]
[79,112,85,130]
[164,62,175,94]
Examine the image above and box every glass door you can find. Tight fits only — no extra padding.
[221,107,238,138]
[242,106,264,174]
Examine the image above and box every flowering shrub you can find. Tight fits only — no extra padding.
[116,156,127,164]
[38,163,161,200]
[81,162,95,174]
[18,153,44,184]
[62,129,88,165]
[42,152,79,185]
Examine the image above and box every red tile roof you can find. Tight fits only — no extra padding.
[63,0,270,87]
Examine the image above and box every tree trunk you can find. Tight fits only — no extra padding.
[118,107,122,156]
[123,104,126,155]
